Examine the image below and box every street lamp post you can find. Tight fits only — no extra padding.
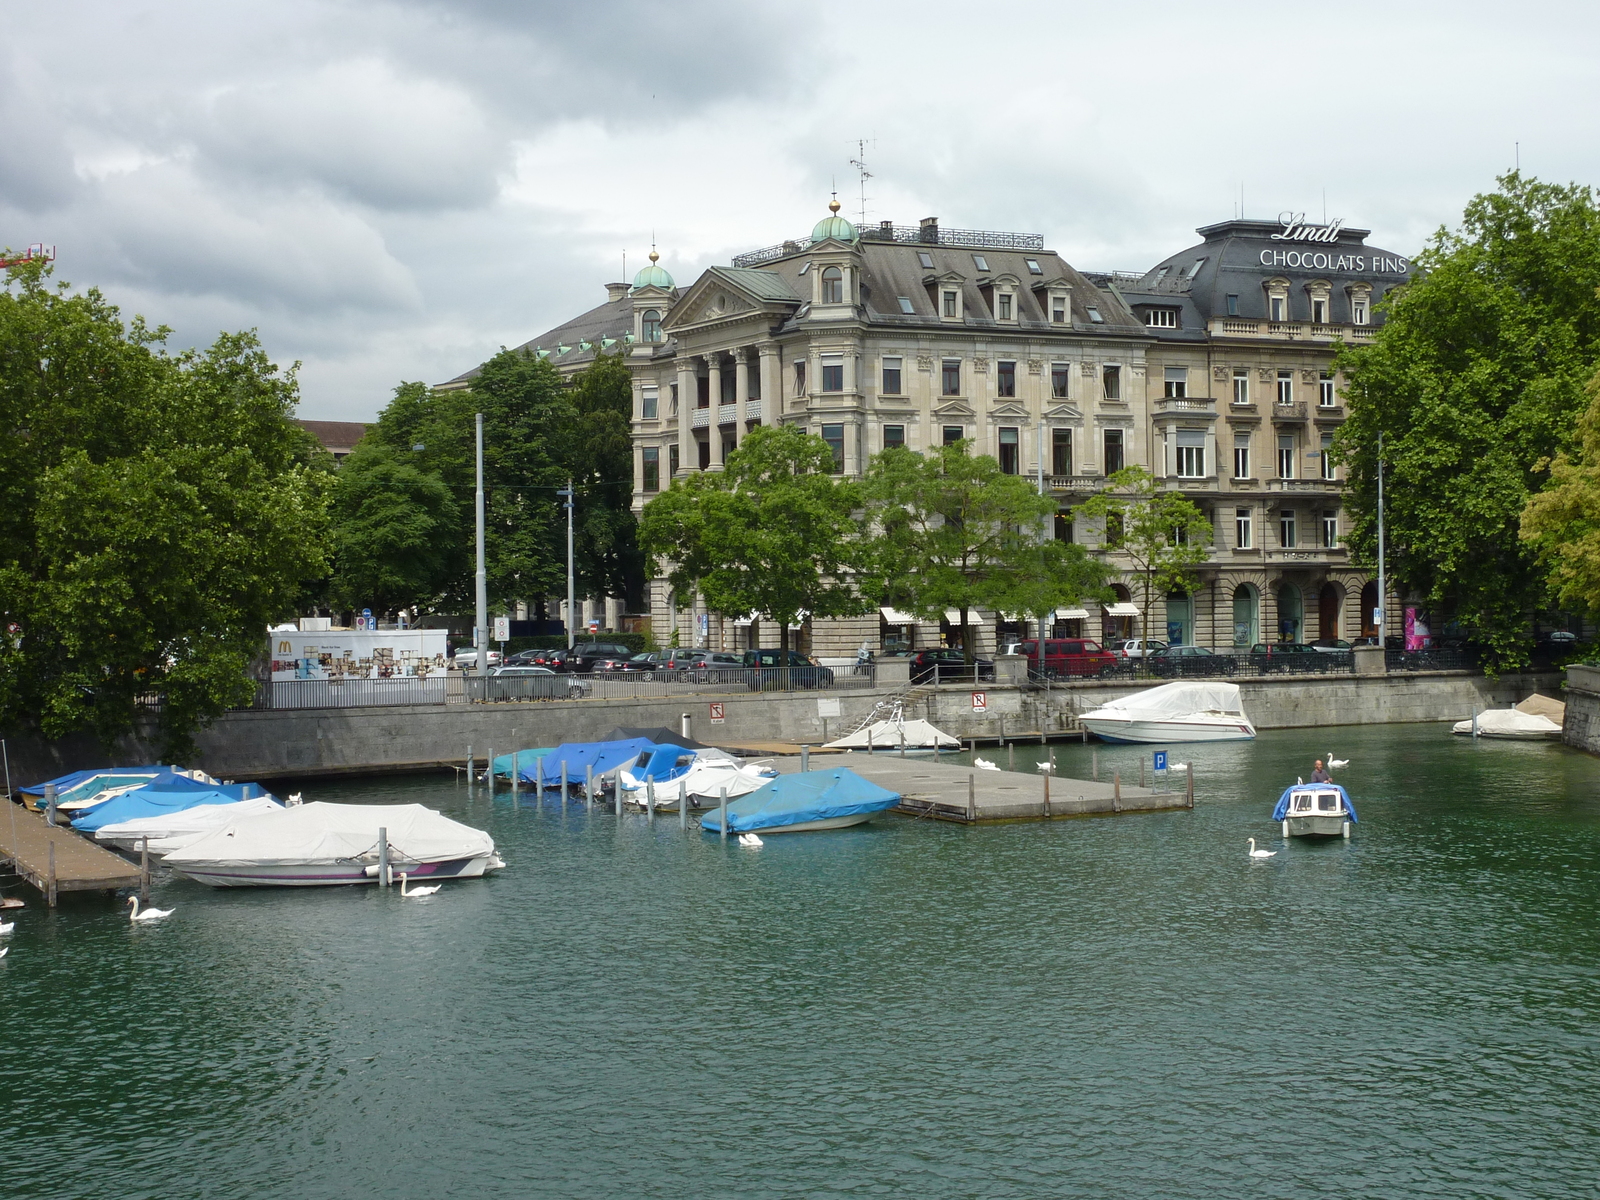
[475,412,488,676]
[1376,431,1386,645]
[558,480,575,649]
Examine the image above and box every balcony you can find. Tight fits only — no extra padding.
[1210,319,1378,343]
[1264,547,1350,565]
[1264,477,1342,494]
[1046,475,1103,492]
[1155,395,1216,415]
[1271,402,1307,421]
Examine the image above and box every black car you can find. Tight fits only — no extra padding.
[909,649,996,684]
[564,642,636,674]
[1146,645,1236,677]
[1249,642,1323,674]
[742,648,835,690]
[504,648,545,666]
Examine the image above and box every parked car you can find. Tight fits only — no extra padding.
[642,648,707,680]
[909,648,997,684]
[590,651,648,673]
[451,647,503,670]
[1146,645,1236,677]
[484,665,588,700]
[1014,638,1117,679]
[1249,642,1322,673]
[564,642,636,674]
[742,648,835,689]
[1110,638,1168,660]
[504,648,545,666]
[1309,638,1353,653]
[687,652,746,684]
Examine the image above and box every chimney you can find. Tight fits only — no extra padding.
[879,220,894,240]
[919,217,940,245]
[605,282,629,302]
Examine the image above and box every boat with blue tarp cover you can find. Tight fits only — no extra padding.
[18,766,220,813]
[1272,783,1357,838]
[525,738,660,788]
[699,768,900,834]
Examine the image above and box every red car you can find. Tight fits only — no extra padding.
[1015,638,1118,679]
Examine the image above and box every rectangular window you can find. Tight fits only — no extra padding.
[1233,432,1251,479]
[1051,363,1070,399]
[1352,298,1369,325]
[1276,370,1294,405]
[642,446,659,492]
[942,359,961,396]
[881,357,902,395]
[821,355,844,392]
[1312,298,1328,324]
[697,376,710,408]
[1321,509,1339,548]
[918,251,935,269]
[883,424,906,450]
[669,443,679,476]
[698,438,710,471]
[641,388,659,419]
[1321,432,1335,480]
[1270,296,1286,322]
[1280,509,1297,549]
[897,295,915,314]
[1164,367,1188,398]
[972,254,990,272]
[997,293,1013,320]
[1054,513,1074,542]
[1277,434,1295,479]
[1319,373,1336,407]
[1103,365,1121,400]
[1052,428,1072,476]
[1232,370,1249,405]
[997,360,1016,398]
[1146,308,1178,328]
[999,427,1019,474]
[943,290,959,318]
[1026,258,1043,275]
[1226,294,1240,316]
[942,425,964,446]
[1176,430,1205,478]
[1104,428,1125,475]
[1086,305,1104,323]
[1235,507,1253,549]
[670,382,678,414]
[820,423,844,473]
[793,361,806,395]
[1051,296,1068,323]
[720,370,736,404]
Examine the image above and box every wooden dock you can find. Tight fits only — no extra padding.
[772,752,1192,823]
[0,803,141,903]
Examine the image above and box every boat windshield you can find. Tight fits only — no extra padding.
[1292,793,1313,812]
[1315,791,1341,811]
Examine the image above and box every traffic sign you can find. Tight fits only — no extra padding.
[971,691,987,713]
[493,616,510,641]
[709,702,725,724]
[1154,750,1168,772]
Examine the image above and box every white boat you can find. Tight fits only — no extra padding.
[1451,694,1565,740]
[1273,783,1357,838]
[824,710,960,752]
[164,802,499,888]
[618,754,777,811]
[1078,681,1256,743]
[93,796,286,857]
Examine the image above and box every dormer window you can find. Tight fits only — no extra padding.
[821,266,844,304]
[943,290,960,319]
[997,293,1012,319]
[1306,279,1331,325]
[1348,282,1373,325]
[1146,308,1178,329]
[641,309,662,342]
[1265,278,1291,323]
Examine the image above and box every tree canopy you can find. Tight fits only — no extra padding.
[1520,369,1600,616]
[0,259,330,756]
[1333,172,1600,665]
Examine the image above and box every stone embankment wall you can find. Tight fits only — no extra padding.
[1562,664,1600,754]
[1,670,1562,782]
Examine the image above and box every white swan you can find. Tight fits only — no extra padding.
[1168,762,1190,773]
[1246,837,1277,859]
[0,920,12,935]
[287,792,304,806]
[1035,761,1055,774]
[127,896,174,921]
[974,757,1000,771]
[1327,754,1350,769]
[399,872,441,898]
[738,832,764,848]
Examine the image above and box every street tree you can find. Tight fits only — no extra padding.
[1520,369,1600,616]
[861,442,1110,662]
[638,424,868,659]
[329,446,461,615]
[1334,172,1600,666]
[1072,465,1212,647]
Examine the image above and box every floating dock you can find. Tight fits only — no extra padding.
[773,753,1192,823]
[0,803,141,903]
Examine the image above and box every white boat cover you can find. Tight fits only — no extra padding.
[618,757,777,804]
[1086,681,1249,720]
[93,797,286,854]
[825,717,961,750]
[164,802,494,869]
[1451,708,1563,738]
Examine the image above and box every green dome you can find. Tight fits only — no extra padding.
[811,204,857,244]
[631,250,674,292]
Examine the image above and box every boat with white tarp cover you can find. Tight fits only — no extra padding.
[1451,694,1565,740]
[824,716,960,751]
[164,802,500,887]
[92,797,287,858]
[1078,681,1256,744]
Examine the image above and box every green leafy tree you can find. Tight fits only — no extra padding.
[564,351,646,609]
[329,445,461,614]
[1334,172,1600,667]
[1520,369,1600,615]
[1072,465,1212,648]
[862,442,1110,662]
[638,424,867,660]
[0,259,330,757]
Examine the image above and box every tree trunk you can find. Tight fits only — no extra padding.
[960,607,973,666]
[778,616,791,692]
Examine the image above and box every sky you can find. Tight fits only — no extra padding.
[5,0,1599,421]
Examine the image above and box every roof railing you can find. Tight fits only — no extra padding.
[732,224,1045,268]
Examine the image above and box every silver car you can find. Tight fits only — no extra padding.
[482,666,589,701]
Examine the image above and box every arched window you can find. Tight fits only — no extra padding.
[641,309,662,342]
[1277,584,1303,643]
[1232,584,1259,647]
[821,266,844,304]
[1165,591,1192,646]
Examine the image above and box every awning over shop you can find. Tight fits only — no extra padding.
[1055,607,1091,620]
[943,610,978,625]
[734,611,808,629]
[1106,602,1141,617]
[879,606,918,625]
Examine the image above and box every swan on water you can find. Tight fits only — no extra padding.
[974,757,1000,771]
[287,792,304,806]
[127,896,175,921]
[399,873,441,898]
[1168,762,1190,773]
[738,832,764,848]
[1327,754,1350,769]
[0,920,13,935]
[1035,761,1055,774]
[1246,837,1277,860]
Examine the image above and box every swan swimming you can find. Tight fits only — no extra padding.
[399,873,441,898]
[1327,754,1350,769]
[1168,762,1189,773]
[974,757,1000,771]
[127,896,175,921]
[738,832,764,848]
[1246,837,1277,860]
[287,792,304,806]
[1035,761,1055,774]
[0,919,13,935]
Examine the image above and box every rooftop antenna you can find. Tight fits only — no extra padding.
[1322,187,1327,224]
[849,138,875,226]
[1515,141,1520,171]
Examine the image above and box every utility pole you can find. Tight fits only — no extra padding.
[475,412,488,676]
[1376,432,1386,646]
[560,480,576,649]
[1037,418,1050,645]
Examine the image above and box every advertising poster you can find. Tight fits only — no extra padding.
[269,629,449,682]
[1403,607,1431,651]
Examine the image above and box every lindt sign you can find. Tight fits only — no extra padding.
[1271,213,1346,243]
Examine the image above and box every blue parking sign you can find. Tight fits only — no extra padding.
[1153,751,1168,772]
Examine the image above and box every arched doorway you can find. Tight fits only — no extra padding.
[1277,583,1303,643]
[1318,583,1341,642]
[1232,584,1259,647]
[1104,583,1136,642]
[1360,581,1380,642]
[1165,592,1192,646]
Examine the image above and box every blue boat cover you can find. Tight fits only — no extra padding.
[1272,783,1357,823]
[633,745,697,783]
[528,738,659,787]
[492,748,554,780]
[73,786,277,832]
[20,766,179,800]
[699,768,900,834]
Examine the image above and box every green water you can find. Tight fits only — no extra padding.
[6,724,1600,1199]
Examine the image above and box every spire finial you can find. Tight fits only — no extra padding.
[649,246,659,265]
[829,192,840,215]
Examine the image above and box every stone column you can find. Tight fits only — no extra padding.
[676,358,696,476]
[758,344,778,425]
[734,349,750,448]
[707,355,725,470]
[633,442,645,495]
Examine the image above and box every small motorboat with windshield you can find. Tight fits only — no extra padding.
[1078,681,1256,744]
[1272,783,1357,839]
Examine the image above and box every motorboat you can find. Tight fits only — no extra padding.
[91,796,287,857]
[823,703,960,752]
[699,768,899,835]
[164,802,499,887]
[1078,681,1256,744]
[1272,783,1357,838]
[618,749,777,810]
[1451,694,1565,740]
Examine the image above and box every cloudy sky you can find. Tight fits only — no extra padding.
[6,0,1599,420]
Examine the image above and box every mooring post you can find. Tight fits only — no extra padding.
[512,748,520,799]
[586,764,595,810]
[560,761,569,810]
[801,745,810,772]
[1113,771,1121,813]
[968,772,976,823]
[1140,756,1146,788]
[485,747,495,793]
[718,787,728,842]
[1472,706,1479,739]
[1186,763,1195,808]
[679,782,688,830]
[377,826,390,886]
[614,774,623,816]
[867,729,873,754]
[1008,743,1015,769]
[44,783,56,828]
[140,836,150,903]
[1043,765,1051,818]
[466,745,474,793]
[647,779,656,820]
[681,711,691,740]
[999,715,1006,746]
[1092,747,1099,782]
[535,755,544,804]
[48,841,56,907]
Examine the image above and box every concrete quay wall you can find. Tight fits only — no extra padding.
[1,670,1562,782]
[1562,664,1600,754]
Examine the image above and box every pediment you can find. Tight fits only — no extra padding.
[933,400,976,417]
[663,269,798,333]
[1045,402,1083,419]
[991,401,1030,419]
